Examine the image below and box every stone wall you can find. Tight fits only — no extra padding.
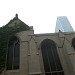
[1,31,75,75]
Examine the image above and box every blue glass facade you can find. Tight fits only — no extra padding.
[55,16,74,32]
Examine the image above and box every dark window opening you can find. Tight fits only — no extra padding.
[72,38,75,49]
[41,39,65,75]
[6,36,20,70]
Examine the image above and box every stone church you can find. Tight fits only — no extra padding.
[1,14,75,75]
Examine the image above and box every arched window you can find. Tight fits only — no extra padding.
[7,36,20,70]
[72,38,75,49]
[41,39,64,75]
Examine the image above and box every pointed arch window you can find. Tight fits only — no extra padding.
[7,36,20,70]
[41,39,64,75]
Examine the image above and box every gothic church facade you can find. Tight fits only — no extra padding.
[1,15,75,75]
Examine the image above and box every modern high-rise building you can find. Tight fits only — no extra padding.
[55,16,74,32]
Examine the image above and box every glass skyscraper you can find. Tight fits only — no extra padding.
[55,16,74,32]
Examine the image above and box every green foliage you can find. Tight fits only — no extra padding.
[0,23,30,73]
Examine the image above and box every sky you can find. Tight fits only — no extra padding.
[0,0,75,34]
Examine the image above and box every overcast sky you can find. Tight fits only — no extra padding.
[0,0,75,34]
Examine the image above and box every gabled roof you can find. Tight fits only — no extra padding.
[6,14,19,26]
[6,14,29,28]
[3,14,30,31]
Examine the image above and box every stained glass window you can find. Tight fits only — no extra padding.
[7,36,20,70]
[41,39,64,75]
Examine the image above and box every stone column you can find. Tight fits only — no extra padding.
[28,37,41,75]
[20,41,28,75]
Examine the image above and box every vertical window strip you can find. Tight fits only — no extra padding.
[41,44,50,72]
[45,44,51,72]
[50,45,57,71]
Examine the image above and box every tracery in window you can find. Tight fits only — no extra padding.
[7,36,20,70]
[41,39,65,75]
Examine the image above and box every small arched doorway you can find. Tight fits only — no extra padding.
[41,39,64,75]
[7,36,20,70]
